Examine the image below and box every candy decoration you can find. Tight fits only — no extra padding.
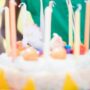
[23,79,35,90]
[9,41,29,56]
[16,41,26,51]
[23,47,39,60]
[65,45,72,54]
[72,44,86,55]
[0,69,10,90]
[80,44,86,55]
[37,49,43,56]
[51,48,66,59]
[63,74,78,90]
[50,33,66,50]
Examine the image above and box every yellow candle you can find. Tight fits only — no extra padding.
[44,1,54,57]
[84,1,90,52]
[9,0,17,59]
[74,5,81,57]
[5,7,11,53]
[69,7,73,47]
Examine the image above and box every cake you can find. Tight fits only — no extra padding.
[0,50,90,90]
[0,32,90,90]
[0,25,90,90]
[0,0,90,90]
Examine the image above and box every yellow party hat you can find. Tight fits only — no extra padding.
[0,69,10,90]
[63,74,78,90]
[23,79,36,90]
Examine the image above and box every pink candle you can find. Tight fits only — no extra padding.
[84,1,90,52]
[9,0,17,59]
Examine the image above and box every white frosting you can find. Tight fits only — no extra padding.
[0,52,90,89]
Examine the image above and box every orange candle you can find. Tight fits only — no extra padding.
[9,0,17,59]
[84,1,90,52]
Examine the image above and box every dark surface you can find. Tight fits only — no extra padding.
[1,0,22,40]
[0,0,22,54]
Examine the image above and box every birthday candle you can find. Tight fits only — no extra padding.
[66,0,74,47]
[0,8,5,29]
[84,0,90,52]
[18,3,30,47]
[5,7,11,53]
[9,0,17,59]
[40,0,44,39]
[18,3,27,35]
[43,1,54,57]
[0,0,6,28]
[74,5,81,57]
[0,9,2,29]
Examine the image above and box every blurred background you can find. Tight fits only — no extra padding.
[0,0,22,54]
[0,0,88,53]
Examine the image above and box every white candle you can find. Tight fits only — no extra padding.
[5,7,11,53]
[74,5,81,57]
[9,0,17,59]
[66,0,74,47]
[18,3,27,34]
[18,3,30,47]
[40,0,44,38]
[44,1,54,57]
[84,0,90,52]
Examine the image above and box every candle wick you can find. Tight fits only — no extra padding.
[77,4,82,11]
[66,0,70,5]
[49,0,56,8]
[66,0,72,7]
[18,3,26,8]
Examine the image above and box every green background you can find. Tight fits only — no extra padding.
[21,0,86,44]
